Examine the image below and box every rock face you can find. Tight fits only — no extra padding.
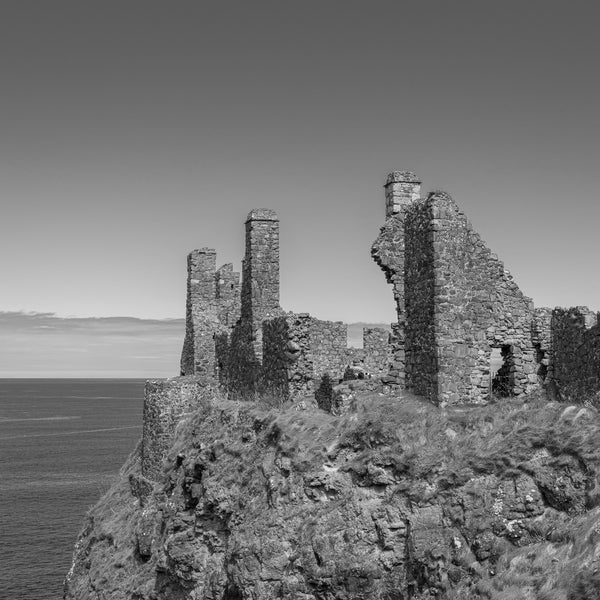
[65,391,600,600]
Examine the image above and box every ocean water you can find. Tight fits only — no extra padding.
[0,379,144,600]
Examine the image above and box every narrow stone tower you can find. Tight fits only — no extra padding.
[372,171,422,388]
[384,170,421,217]
[180,248,220,377]
[241,208,281,358]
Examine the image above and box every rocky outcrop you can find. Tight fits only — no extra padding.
[65,391,600,600]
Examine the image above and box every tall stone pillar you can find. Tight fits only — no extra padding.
[241,209,280,358]
[180,248,220,377]
[384,170,421,217]
[187,248,218,308]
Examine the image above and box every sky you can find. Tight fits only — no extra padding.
[1,1,599,376]
[0,312,184,378]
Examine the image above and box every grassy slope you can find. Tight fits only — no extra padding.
[254,392,600,598]
[65,391,600,599]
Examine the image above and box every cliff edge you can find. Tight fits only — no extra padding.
[65,389,600,600]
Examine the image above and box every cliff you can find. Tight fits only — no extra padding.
[64,388,600,599]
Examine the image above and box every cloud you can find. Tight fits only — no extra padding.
[0,311,185,377]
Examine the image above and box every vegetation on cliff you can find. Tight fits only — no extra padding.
[65,391,600,599]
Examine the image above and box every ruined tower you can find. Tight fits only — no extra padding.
[371,171,423,388]
[180,248,240,378]
[241,208,281,357]
[180,248,219,377]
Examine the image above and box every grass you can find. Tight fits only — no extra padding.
[68,387,600,600]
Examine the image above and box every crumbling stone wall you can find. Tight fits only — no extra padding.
[216,263,241,326]
[216,318,259,399]
[241,209,281,360]
[426,191,538,404]
[141,376,216,480]
[180,249,218,377]
[550,307,600,402]
[309,319,348,382]
[532,307,553,382]
[178,170,600,410]
[404,199,438,399]
[363,327,393,377]
[373,173,541,405]
[262,313,313,399]
[180,249,240,378]
[371,171,421,388]
[212,209,283,398]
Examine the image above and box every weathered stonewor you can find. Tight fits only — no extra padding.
[216,263,241,326]
[213,209,284,399]
[550,307,600,402]
[177,170,600,410]
[532,307,553,382]
[241,209,281,360]
[363,327,393,378]
[262,312,313,399]
[371,171,421,388]
[180,248,240,378]
[427,192,539,404]
[373,173,542,405]
[309,319,349,382]
[141,376,216,480]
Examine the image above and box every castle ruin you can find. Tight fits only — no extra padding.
[140,170,600,480]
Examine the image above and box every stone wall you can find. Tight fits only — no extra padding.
[373,173,543,405]
[262,313,313,399]
[403,199,438,400]
[241,209,281,360]
[180,249,240,378]
[216,263,241,326]
[176,171,600,409]
[532,307,553,382]
[141,377,216,480]
[363,327,393,377]
[426,191,538,405]
[371,171,422,388]
[309,319,348,381]
[550,307,600,402]
[180,249,217,377]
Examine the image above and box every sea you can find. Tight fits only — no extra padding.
[0,379,145,600]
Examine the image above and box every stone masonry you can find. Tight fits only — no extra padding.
[241,209,281,360]
[141,169,600,478]
[373,173,541,405]
[183,208,393,403]
[180,249,240,379]
[373,170,599,406]
[550,307,600,402]
[141,376,216,480]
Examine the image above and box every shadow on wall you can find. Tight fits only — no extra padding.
[551,308,600,403]
[314,373,334,412]
[215,317,261,400]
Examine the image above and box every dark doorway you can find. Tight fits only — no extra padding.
[534,343,548,383]
[491,344,514,398]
